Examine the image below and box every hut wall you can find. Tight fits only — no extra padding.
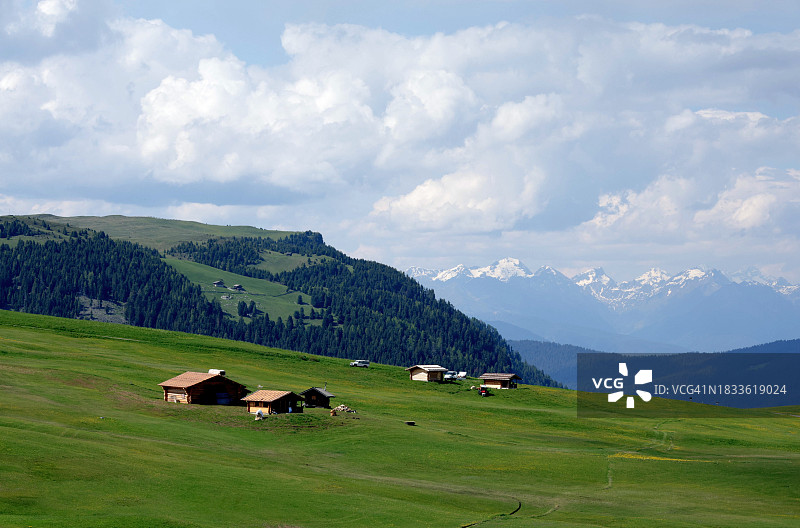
[164,388,188,403]
[410,370,429,381]
[186,378,247,404]
[304,393,330,408]
[247,397,303,414]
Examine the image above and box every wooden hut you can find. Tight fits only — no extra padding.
[479,373,521,389]
[405,364,448,382]
[241,390,304,415]
[300,387,335,408]
[158,371,248,404]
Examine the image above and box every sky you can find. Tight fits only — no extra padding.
[2,1,800,282]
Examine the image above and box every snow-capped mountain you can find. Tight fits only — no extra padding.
[409,258,800,353]
[408,257,535,282]
[472,257,534,281]
[729,266,800,297]
[576,267,736,310]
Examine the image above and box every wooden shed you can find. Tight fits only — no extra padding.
[158,371,249,404]
[300,387,335,408]
[479,373,521,389]
[241,390,304,415]
[405,364,448,382]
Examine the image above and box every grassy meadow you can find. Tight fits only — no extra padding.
[164,257,315,322]
[0,310,797,527]
[32,215,297,252]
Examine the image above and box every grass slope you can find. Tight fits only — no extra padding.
[165,257,317,322]
[32,215,296,251]
[0,311,798,528]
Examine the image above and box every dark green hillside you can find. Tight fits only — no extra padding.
[725,339,800,354]
[0,215,557,386]
[510,340,601,389]
[0,216,76,246]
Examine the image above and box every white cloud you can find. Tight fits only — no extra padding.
[578,168,800,249]
[35,0,78,37]
[694,169,800,232]
[2,4,800,279]
[580,175,696,241]
[4,0,78,38]
[383,69,476,143]
[0,193,126,217]
[485,93,564,143]
[372,166,544,232]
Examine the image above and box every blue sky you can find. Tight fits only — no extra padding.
[2,0,800,281]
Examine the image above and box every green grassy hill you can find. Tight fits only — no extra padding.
[1,311,797,527]
[31,214,296,252]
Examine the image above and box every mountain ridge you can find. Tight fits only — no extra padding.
[409,258,800,353]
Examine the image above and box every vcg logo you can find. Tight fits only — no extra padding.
[592,362,653,408]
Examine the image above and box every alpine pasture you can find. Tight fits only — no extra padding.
[0,310,797,527]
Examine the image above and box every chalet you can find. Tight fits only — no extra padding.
[405,364,448,382]
[242,390,304,415]
[479,373,521,389]
[300,387,335,408]
[212,280,224,287]
[158,371,248,404]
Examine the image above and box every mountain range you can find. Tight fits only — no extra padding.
[408,258,800,353]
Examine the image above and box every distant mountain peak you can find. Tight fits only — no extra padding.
[573,267,615,288]
[412,257,535,283]
[434,264,471,281]
[535,265,558,276]
[730,266,800,296]
[634,267,670,286]
[473,258,534,281]
[405,266,437,279]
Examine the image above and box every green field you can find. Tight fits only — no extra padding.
[31,214,297,251]
[0,311,797,527]
[165,257,319,322]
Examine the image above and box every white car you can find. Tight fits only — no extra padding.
[444,371,458,380]
[349,360,370,368]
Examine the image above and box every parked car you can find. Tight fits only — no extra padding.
[444,371,458,380]
[349,360,370,368]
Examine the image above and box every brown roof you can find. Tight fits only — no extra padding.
[158,371,218,388]
[241,390,302,403]
[479,373,521,380]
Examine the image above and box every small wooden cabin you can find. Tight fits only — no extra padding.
[479,373,521,389]
[300,387,335,408]
[158,371,248,404]
[241,390,303,415]
[405,364,448,382]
